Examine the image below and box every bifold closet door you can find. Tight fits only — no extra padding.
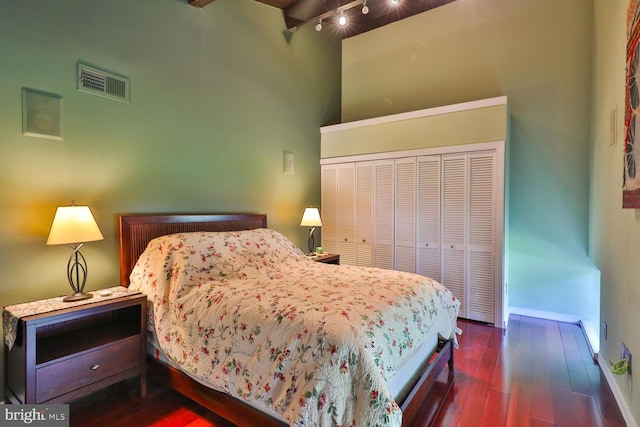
[336,164,356,265]
[320,165,338,255]
[417,156,441,282]
[440,151,496,323]
[374,160,394,270]
[355,162,374,267]
[395,158,416,273]
[441,153,467,318]
[321,163,356,264]
[467,151,496,323]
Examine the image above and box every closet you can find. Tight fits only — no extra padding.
[319,97,509,327]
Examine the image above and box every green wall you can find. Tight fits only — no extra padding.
[0,0,340,396]
[592,0,639,422]
[341,0,599,344]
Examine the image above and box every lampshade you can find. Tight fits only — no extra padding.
[47,205,104,245]
[300,208,322,227]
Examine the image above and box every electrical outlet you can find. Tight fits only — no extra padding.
[621,343,632,375]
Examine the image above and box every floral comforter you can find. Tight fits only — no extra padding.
[129,228,459,427]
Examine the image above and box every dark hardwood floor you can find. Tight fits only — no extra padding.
[69,315,626,426]
[432,316,626,427]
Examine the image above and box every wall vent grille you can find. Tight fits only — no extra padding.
[77,63,129,103]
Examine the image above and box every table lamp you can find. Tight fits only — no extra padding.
[47,202,104,302]
[300,207,322,255]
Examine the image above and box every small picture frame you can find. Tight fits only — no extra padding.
[22,88,63,140]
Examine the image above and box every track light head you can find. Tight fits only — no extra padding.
[362,0,369,14]
[315,19,322,31]
[338,13,347,26]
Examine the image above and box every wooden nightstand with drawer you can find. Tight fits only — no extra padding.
[3,288,146,404]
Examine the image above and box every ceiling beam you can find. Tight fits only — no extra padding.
[189,0,297,8]
[254,0,298,7]
[188,0,215,8]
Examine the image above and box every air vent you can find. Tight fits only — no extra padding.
[77,63,129,103]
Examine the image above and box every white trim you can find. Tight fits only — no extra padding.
[597,353,639,427]
[580,319,600,355]
[493,145,505,328]
[321,96,508,134]
[503,305,511,329]
[320,140,505,165]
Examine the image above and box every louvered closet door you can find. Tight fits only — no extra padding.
[337,163,356,265]
[356,162,374,267]
[374,160,394,269]
[395,158,416,273]
[441,153,467,317]
[467,151,496,323]
[320,165,338,255]
[417,156,441,281]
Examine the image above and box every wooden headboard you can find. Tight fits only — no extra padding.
[118,213,267,286]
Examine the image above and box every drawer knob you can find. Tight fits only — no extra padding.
[90,364,100,371]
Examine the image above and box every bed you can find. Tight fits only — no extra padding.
[119,213,459,427]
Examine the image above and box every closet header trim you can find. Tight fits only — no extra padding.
[320,140,505,165]
[321,96,507,134]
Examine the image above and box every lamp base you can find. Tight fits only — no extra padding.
[63,292,94,302]
[63,245,93,303]
[307,228,316,254]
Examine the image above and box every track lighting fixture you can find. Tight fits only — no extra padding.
[391,0,400,4]
[288,0,389,34]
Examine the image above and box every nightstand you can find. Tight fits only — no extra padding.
[310,253,340,265]
[3,287,146,404]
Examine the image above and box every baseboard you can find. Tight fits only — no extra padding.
[509,306,581,323]
[597,353,639,427]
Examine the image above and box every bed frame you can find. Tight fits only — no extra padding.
[118,213,455,427]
